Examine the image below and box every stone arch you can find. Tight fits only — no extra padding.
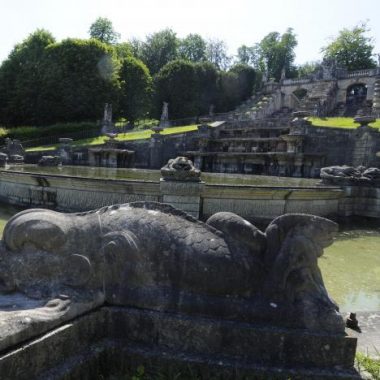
[346,82,367,106]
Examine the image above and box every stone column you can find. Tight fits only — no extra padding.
[149,133,165,169]
[372,77,380,117]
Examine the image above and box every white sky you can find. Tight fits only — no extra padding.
[0,0,379,65]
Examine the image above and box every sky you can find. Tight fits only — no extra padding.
[0,0,379,65]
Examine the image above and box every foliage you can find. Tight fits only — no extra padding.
[39,38,120,124]
[229,63,256,100]
[297,61,319,78]
[257,28,298,80]
[178,34,207,62]
[356,352,380,380]
[216,71,240,110]
[194,61,219,115]
[1,122,98,141]
[118,56,153,123]
[321,22,376,71]
[309,117,380,129]
[206,39,231,70]
[88,17,120,44]
[114,42,133,59]
[140,29,179,75]
[236,44,259,67]
[0,29,55,126]
[154,60,199,118]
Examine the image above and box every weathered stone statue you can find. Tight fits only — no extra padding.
[161,156,201,182]
[101,103,115,134]
[321,165,380,185]
[0,202,344,341]
[37,155,62,166]
[159,101,170,128]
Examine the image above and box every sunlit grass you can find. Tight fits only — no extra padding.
[309,117,380,129]
[356,351,380,379]
[26,125,198,152]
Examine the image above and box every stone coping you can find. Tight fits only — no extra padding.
[0,167,342,191]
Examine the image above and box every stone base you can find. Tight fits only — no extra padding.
[0,307,360,380]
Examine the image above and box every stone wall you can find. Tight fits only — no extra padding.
[0,168,344,222]
[304,125,380,167]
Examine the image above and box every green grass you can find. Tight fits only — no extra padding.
[26,125,198,152]
[309,117,380,129]
[356,351,380,379]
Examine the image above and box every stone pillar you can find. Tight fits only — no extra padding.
[372,77,380,117]
[160,157,204,218]
[149,133,165,169]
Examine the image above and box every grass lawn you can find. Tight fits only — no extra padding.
[26,124,198,152]
[356,351,380,379]
[309,117,380,129]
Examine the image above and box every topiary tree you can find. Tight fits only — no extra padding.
[0,29,55,126]
[118,56,153,124]
[229,64,256,101]
[39,38,120,124]
[154,59,199,119]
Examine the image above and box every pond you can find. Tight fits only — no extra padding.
[1,165,321,187]
[0,204,378,312]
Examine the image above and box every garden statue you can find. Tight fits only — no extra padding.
[0,201,345,348]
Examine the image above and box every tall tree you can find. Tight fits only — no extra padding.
[206,39,231,70]
[89,17,120,44]
[119,56,152,123]
[178,34,207,62]
[140,29,178,75]
[321,22,376,70]
[236,44,259,67]
[257,28,297,81]
[0,29,55,126]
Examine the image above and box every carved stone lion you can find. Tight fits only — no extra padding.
[0,202,344,339]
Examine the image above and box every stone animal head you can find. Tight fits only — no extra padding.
[0,209,102,299]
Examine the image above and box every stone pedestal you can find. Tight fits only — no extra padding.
[160,179,204,218]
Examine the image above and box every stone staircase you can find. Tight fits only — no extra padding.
[300,80,338,116]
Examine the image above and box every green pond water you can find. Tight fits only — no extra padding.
[0,204,378,312]
[1,165,321,187]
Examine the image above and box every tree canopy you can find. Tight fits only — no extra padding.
[88,17,120,44]
[0,29,55,125]
[178,34,207,62]
[257,28,298,80]
[119,56,152,123]
[139,29,178,75]
[321,23,376,71]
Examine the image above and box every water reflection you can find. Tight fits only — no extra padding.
[320,230,380,312]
